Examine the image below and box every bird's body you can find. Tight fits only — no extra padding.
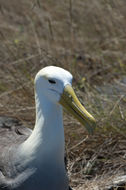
[0,66,96,190]
[0,117,68,190]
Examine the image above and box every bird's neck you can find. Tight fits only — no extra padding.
[18,90,65,166]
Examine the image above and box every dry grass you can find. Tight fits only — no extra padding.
[0,0,126,189]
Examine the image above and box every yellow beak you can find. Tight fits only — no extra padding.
[59,84,96,134]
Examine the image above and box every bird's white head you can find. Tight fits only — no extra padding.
[35,66,96,134]
[35,66,73,103]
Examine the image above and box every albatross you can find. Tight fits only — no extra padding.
[0,66,96,190]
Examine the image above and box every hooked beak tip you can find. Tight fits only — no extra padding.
[59,84,96,134]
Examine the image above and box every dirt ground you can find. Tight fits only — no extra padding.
[0,0,126,189]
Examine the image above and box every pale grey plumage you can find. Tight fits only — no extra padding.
[0,116,70,190]
[0,117,32,189]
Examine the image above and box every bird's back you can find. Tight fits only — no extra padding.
[0,116,32,189]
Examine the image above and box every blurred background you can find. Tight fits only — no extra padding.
[0,0,126,189]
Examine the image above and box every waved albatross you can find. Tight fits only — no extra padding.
[0,66,96,190]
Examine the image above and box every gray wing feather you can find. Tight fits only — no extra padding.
[0,116,32,189]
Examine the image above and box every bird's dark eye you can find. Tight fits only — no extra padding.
[48,79,56,84]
